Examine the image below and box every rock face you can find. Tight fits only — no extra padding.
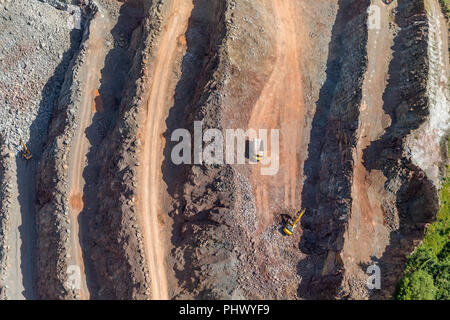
[89,0,156,299]
[297,0,441,299]
[298,0,370,299]
[35,0,152,299]
[405,0,450,186]
[359,0,440,299]
[161,0,251,299]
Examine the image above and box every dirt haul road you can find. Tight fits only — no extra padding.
[138,0,193,300]
[348,0,396,263]
[67,9,110,300]
[5,160,36,299]
[248,0,307,230]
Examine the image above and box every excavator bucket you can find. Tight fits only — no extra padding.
[22,151,32,160]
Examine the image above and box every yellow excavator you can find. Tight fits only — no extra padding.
[283,209,306,236]
[20,139,32,160]
[251,138,264,162]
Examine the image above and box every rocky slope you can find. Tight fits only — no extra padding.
[298,0,370,299]
[87,0,153,299]
[298,0,443,299]
[0,0,447,300]
[35,2,95,299]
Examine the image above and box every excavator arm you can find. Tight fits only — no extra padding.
[292,209,306,226]
[20,139,32,160]
[283,209,306,236]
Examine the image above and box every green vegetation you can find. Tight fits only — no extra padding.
[395,139,450,300]
[440,0,450,17]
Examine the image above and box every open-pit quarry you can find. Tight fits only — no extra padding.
[0,0,448,300]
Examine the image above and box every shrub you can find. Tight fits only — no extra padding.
[395,138,449,300]
[396,270,437,300]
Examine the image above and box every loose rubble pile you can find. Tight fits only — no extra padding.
[0,0,78,151]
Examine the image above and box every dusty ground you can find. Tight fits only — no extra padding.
[247,0,307,229]
[218,0,342,299]
[0,0,447,300]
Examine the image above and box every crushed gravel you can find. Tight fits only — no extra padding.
[0,0,80,152]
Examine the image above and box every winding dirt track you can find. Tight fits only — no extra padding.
[248,0,306,229]
[138,0,193,300]
[68,10,110,300]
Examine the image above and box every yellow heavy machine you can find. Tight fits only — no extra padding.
[283,209,306,236]
[251,138,264,162]
[20,139,32,160]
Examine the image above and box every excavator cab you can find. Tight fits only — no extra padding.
[20,139,32,160]
[283,209,306,236]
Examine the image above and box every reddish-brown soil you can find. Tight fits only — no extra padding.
[93,90,103,113]
[218,0,340,299]
[137,0,193,300]
[69,193,84,212]
[248,0,308,231]
[67,6,112,300]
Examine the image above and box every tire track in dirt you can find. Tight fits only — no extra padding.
[248,0,306,229]
[67,9,110,300]
[138,0,193,300]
